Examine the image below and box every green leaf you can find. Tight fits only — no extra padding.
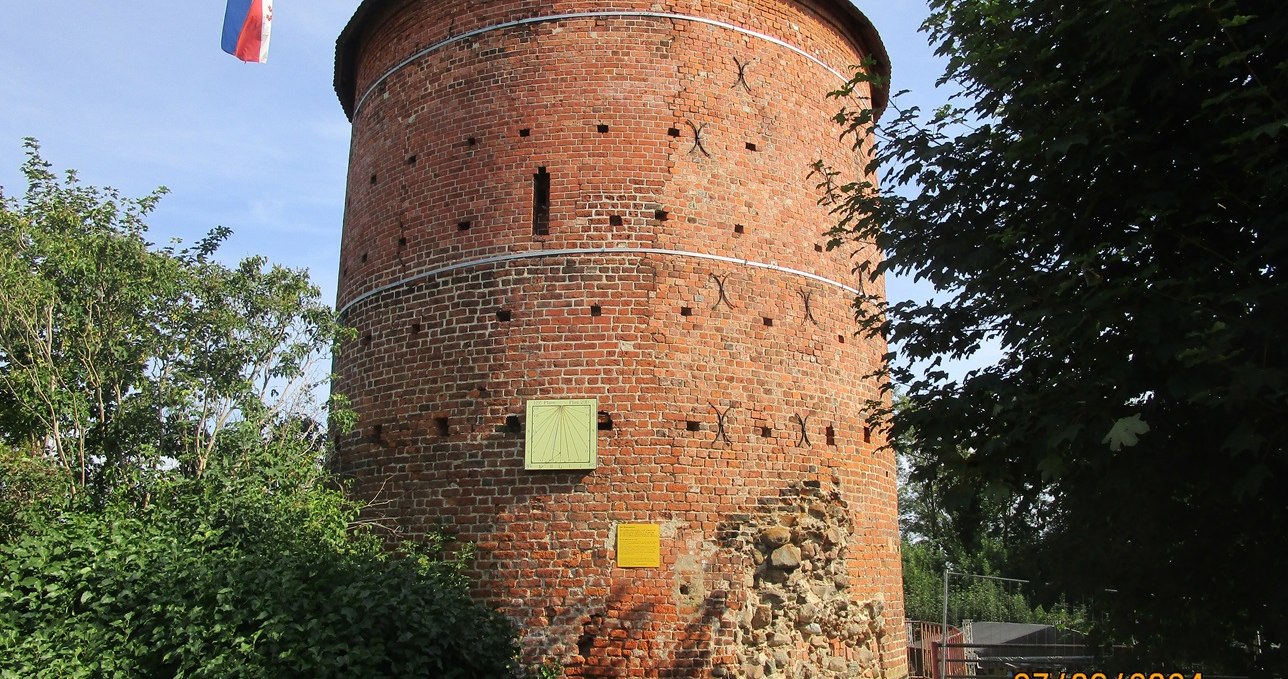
[1102,414,1150,451]
[1037,453,1066,480]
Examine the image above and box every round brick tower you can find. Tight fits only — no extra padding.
[331,1,903,676]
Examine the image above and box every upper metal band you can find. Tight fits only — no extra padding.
[353,10,863,117]
[337,247,862,317]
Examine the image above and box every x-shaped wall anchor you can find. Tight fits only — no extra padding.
[710,403,733,444]
[709,273,735,309]
[798,289,818,324]
[686,120,711,157]
[793,413,811,447]
[732,57,753,92]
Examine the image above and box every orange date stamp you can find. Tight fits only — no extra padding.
[1013,674,1202,679]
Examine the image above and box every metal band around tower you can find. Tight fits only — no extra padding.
[353,11,864,116]
[337,247,863,317]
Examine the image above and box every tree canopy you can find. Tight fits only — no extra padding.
[0,138,347,497]
[823,1,1288,673]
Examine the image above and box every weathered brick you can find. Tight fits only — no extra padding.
[331,1,905,677]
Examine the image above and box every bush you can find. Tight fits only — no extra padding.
[0,443,521,678]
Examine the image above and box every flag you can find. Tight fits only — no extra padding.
[222,0,273,63]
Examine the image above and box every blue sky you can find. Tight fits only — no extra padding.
[0,1,975,375]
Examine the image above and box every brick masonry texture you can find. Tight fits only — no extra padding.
[331,1,905,676]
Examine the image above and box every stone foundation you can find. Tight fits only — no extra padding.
[723,478,891,678]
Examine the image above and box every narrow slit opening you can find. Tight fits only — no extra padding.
[398,236,407,247]
[371,424,382,442]
[435,417,450,437]
[370,173,378,185]
[863,426,872,444]
[838,334,846,344]
[533,167,551,236]
[825,426,836,446]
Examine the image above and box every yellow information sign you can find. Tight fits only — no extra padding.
[616,524,661,568]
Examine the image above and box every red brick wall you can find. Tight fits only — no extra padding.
[332,1,904,676]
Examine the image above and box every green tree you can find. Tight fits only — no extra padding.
[0,143,531,677]
[823,1,1288,673]
[897,399,1081,628]
[902,540,1082,628]
[0,138,346,501]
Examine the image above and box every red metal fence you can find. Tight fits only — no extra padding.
[907,620,965,679]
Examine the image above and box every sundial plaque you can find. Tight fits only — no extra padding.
[524,398,598,470]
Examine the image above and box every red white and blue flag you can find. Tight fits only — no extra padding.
[222,0,273,63]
